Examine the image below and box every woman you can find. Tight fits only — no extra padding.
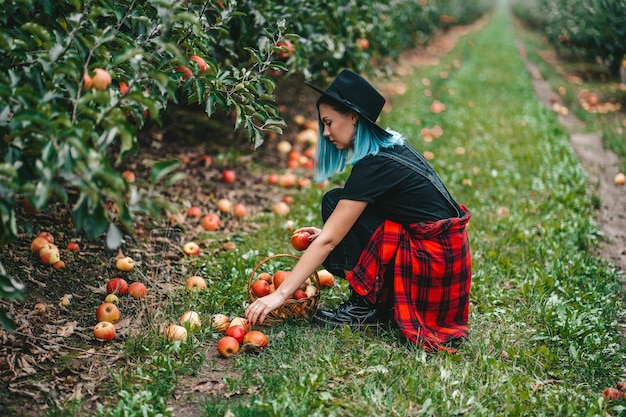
[245,69,472,352]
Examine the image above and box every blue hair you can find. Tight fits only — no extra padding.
[314,96,404,183]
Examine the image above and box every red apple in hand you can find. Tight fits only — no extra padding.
[93,321,116,341]
[217,336,240,358]
[291,231,311,251]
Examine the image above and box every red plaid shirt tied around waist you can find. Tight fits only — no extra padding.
[346,204,472,354]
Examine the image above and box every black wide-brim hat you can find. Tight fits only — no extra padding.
[305,69,388,135]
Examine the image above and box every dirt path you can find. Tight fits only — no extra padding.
[517,42,626,277]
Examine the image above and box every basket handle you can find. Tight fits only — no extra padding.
[247,253,320,291]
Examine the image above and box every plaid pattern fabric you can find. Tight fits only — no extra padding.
[346,204,472,354]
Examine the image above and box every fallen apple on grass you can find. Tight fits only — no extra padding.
[128,282,147,299]
[242,330,268,349]
[217,336,240,358]
[180,311,202,330]
[106,278,129,295]
[31,236,52,253]
[225,324,247,344]
[93,321,116,341]
[116,256,135,272]
[229,317,251,331]
[221,169,236,183]
[185,276,207,292]
[66,242,80,252]
[104,294,119,305]
[216,198,233,214]
[182,241,201,256]
[201,213,221,231]
[39,243,61,266]
[165,324,188,342]
[96,302,120,324]
[210,314,230,332]
[187,206,202,218]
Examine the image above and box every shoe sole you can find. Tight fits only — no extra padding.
[311,314,388,330]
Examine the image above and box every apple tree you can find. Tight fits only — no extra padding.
[0,0,289,329]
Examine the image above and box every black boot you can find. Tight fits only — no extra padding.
[312,291,388,329]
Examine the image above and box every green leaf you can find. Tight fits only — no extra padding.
[150,159,181,184]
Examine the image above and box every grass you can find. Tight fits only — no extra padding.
[55,2,626,416]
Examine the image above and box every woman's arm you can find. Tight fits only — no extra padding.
[245,199,368,325]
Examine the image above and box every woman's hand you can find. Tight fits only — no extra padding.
[244,291,287,325]
[293,226,322,241]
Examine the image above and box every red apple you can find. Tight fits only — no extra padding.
[187,206,202,218]
[229,317,251,331]
[83,73,93,90]
[317,269,335,288]
[291,231,311,251]
[31,236,51,252]
[93,321,116,341]
[232,203,246,218]
[179,311,202,330]
[225,324,247,344]
[38,232,54,243]
[217,336,240,358]
[121,170,135,182]
[119,81,129,95]
[39,243,60,266]
[293,289,308,300]
[216,198,233,214]
[116,256,134,271]
[182,241,201,256]
[128,282,147,299]
[66,242,80,252]
[106,278,129,295]
[164,324,188,342]
[242,330,268,348]
[189,55,207,73]
[273,270,289,288]
[201,213,220,231]
[198,155,212,167]
[251,279,271,297]
[257,272,272,282]
[91,68,112,90]
[176,65,192,80]
[275,39,294,59]
[210,313,230,332]
[185,275,207,292]
[271,201,290,216]
[221,169,236,183]
[267,173,279,185]
[95,302,120,324]
[52,260,66,270]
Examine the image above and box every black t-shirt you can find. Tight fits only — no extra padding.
[341,144,458,223]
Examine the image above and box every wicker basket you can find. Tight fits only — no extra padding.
[247,254,320,326]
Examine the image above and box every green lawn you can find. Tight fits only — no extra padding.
[79,3,626,417]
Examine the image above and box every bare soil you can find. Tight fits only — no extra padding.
[1,15,624,416]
